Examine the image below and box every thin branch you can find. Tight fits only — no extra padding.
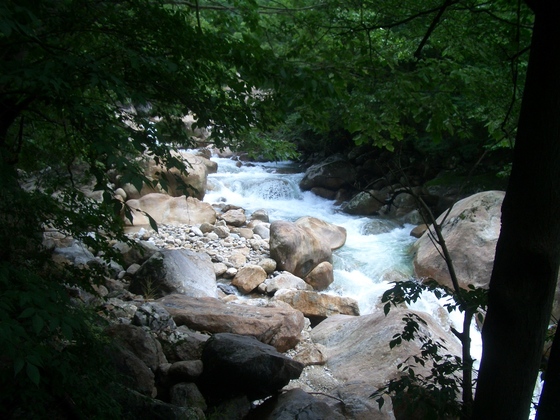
[414,0,459,60]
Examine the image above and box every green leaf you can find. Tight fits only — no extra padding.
[14,359,25,376]
[32,314,45,334]
[146,212,159,233]
[26,362,40,386]
[383,302,391,316]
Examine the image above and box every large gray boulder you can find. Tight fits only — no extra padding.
[412,190,505,290]
[129,249,217,299]
[299,156,357,192]
[197,333,304,402]
[341,189,388,216]
[413,190,560,321]
[158,294,305,352]
[310,308,461,391]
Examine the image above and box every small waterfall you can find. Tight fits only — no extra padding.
[206,157,418,315]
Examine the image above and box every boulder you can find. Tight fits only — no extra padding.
[105,324,167,372]
[299,156,357,192]
[295,216,347,250]
[129,249,217,299]
[158,294,305,352]
[197,333,304,402]
[269,220,333,279]
[132,302,177,332]
[161,330,208,363]
[232,264,268,294]
[108,346,157,397]
[170,382,207,412]
[246,388,345,420]
[310,308,461,390]
[120,152,209,200]
[273,289,359,322]
[125,194,217,226]
[258,257,277,274]
[342,189,387,216]
[168,360,204,383]
[253,222,271,240]
[304,261,334,291]
[263,272,313,294]
[413,191,504,290]
[219,208,247,227]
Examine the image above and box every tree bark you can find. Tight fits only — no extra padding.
[472,2,560,419]
[536,324,560,419]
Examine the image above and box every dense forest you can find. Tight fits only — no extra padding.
[1,1,559,419]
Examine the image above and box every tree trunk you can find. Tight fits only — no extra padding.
[536,323,560,419]
[472,2,560,419]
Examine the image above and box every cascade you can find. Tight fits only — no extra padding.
[204,156,482,366]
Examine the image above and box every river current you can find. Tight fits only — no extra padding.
[205,157,451,320]
[202,156,549,415]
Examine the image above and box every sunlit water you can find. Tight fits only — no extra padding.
[204,157,484,362]
[202,156,547,414]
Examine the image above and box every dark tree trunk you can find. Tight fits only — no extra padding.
[537,324,560,419]
[472,2,560,419]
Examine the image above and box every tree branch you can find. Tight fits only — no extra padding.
[414,0,459,60]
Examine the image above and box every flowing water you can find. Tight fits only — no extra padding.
[203,156,546,415]
[204,157,482,355]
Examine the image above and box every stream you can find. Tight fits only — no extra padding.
[204,157,459,321]
[202,156,548,416]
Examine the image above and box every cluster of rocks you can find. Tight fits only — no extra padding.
[51,148,539,419]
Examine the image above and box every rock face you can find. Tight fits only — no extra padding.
[129,249,217,298]
[310,308,462,391]
[197,333,304,403]
[413,190,505,290]
[270,220,332,278]
[273,289,360,322]
[125,194,217,226]
[157,294,305,352]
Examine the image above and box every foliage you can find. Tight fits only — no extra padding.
[0,0,291,416]
[232,0,533,168]
[374,278,488,417]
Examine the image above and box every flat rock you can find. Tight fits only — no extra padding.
[158,294,305,352]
